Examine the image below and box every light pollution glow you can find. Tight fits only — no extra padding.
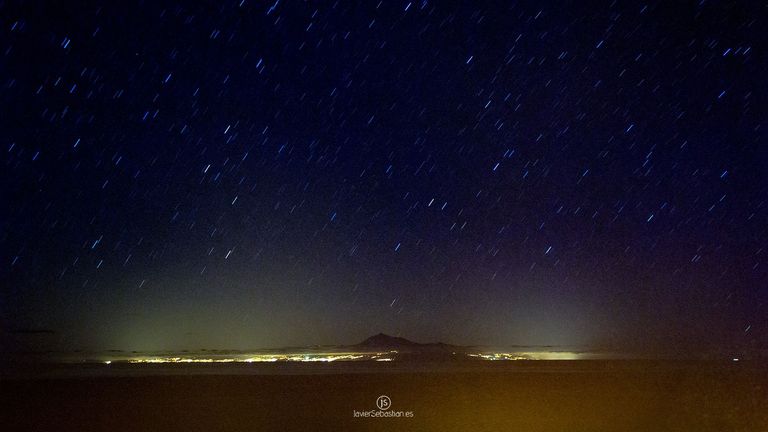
[467,352,587,361]
[120,352,397,364]
[102,350,587,364]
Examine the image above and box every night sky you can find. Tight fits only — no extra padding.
[2,1,766,355]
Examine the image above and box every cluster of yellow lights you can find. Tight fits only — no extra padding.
[121,352,393,364]
[104,350,580,364]
[468,353,529,361]
[127,357,237,364]
[468,351,583,360]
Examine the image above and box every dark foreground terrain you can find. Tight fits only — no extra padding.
[2,361,766,431]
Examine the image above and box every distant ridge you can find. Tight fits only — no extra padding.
[353,333,456,350]
[355,333,421,347]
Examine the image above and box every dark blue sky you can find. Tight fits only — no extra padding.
[2,1,766,354]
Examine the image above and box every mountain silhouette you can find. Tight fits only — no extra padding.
[351,333,465,360]
[355,333,422,347]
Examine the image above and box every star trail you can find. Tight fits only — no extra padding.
[1,1,766,356]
